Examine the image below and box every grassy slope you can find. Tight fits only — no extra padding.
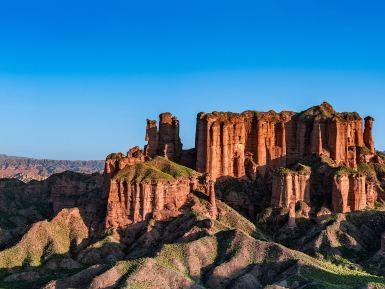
[114,195,385,289]
[0,176,385,288]
[0,208,88,269]
[115,157,198,182]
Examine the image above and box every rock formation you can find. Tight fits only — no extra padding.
[271,166,311,210]
[104,148,199,230]
[195,102,370,179]
[364,116,375,155]
[104,102,384,231]
[332,173,378,213]
[145,113,183,162]
[195,110,292,179]
[288,202,296,227]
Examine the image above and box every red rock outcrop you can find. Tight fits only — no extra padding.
[195,103,371,180]
[105,146,146,179]
[332,174,378,213]
[271,167,311,209]
[364,116,375,155]
[195,110,293,179]
[145,113,183,162]
[104,102,382,228]
[104,152,199,230]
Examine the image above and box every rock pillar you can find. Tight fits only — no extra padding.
[364,116,375,154]
[209,181,217,219]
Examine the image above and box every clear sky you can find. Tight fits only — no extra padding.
[0,0,384,160]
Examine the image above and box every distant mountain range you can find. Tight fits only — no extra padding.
[0,154,104,182]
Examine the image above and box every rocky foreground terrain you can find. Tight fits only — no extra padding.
[0,155,104,182]
[1,102,385,289]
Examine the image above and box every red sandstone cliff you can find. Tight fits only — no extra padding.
[332,173,378,213]
[104,102,383,231]
[271,166,311,209]
[195,102,372,180]
[195,110,293,179]
[104,148,200,230]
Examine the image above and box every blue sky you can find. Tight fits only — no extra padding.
[0,0,384,160]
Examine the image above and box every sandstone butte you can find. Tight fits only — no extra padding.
[104,102,385,231]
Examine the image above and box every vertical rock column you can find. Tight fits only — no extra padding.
[195,113,210,174]
[366,181,377,209]
[158,113,183,161]
[153,182,165,220]
[145,119,158,158]
[332,175,350,213]
[276,121,287,167]
[141,183,152,220]
[133,182,141,222]
[311,122,323,156]
[209,121,221,179]
[209,181,217,219]
[256,120,267,166]
[364,116,375,154]
[288,202,296,228]
[233,121,246,177]
[348,175,367,211]
[221,123,230,176]
[331,119,350,165]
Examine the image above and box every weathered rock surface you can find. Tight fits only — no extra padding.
[271,166,311,209]
[1,102,385,289]
[195,102,371,179]
[0,181,383,288]
[128,103,384,220]
[332,173,379,213]
[105,153,199,230]
[145,113,183,162]
[0,171,105,248]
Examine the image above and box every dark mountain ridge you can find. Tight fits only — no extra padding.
[0,154,104,182]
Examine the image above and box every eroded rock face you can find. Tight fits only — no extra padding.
[105,177,192,229]
[104,152,199,230]
[271,169,311,209]
[195,103,370,180]
[195,111,292,180]
[103,102,383,230]
[332,174,378,213]
[364,116,375,155]
[0,171,105,245]
[145,113,183,162]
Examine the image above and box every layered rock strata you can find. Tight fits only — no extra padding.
[104,102,382,230]
[195,103,371,179]
[332,173,378,213]
[364,116,375,155]
[271,167,311,209]
[104,150,199,230]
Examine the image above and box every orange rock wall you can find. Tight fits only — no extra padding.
[104,146,197,230]
[105,178,191,229]
[271,171,311,209]
[196,110,368,180]
[332,174,377,213]
[195,111,292,179]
